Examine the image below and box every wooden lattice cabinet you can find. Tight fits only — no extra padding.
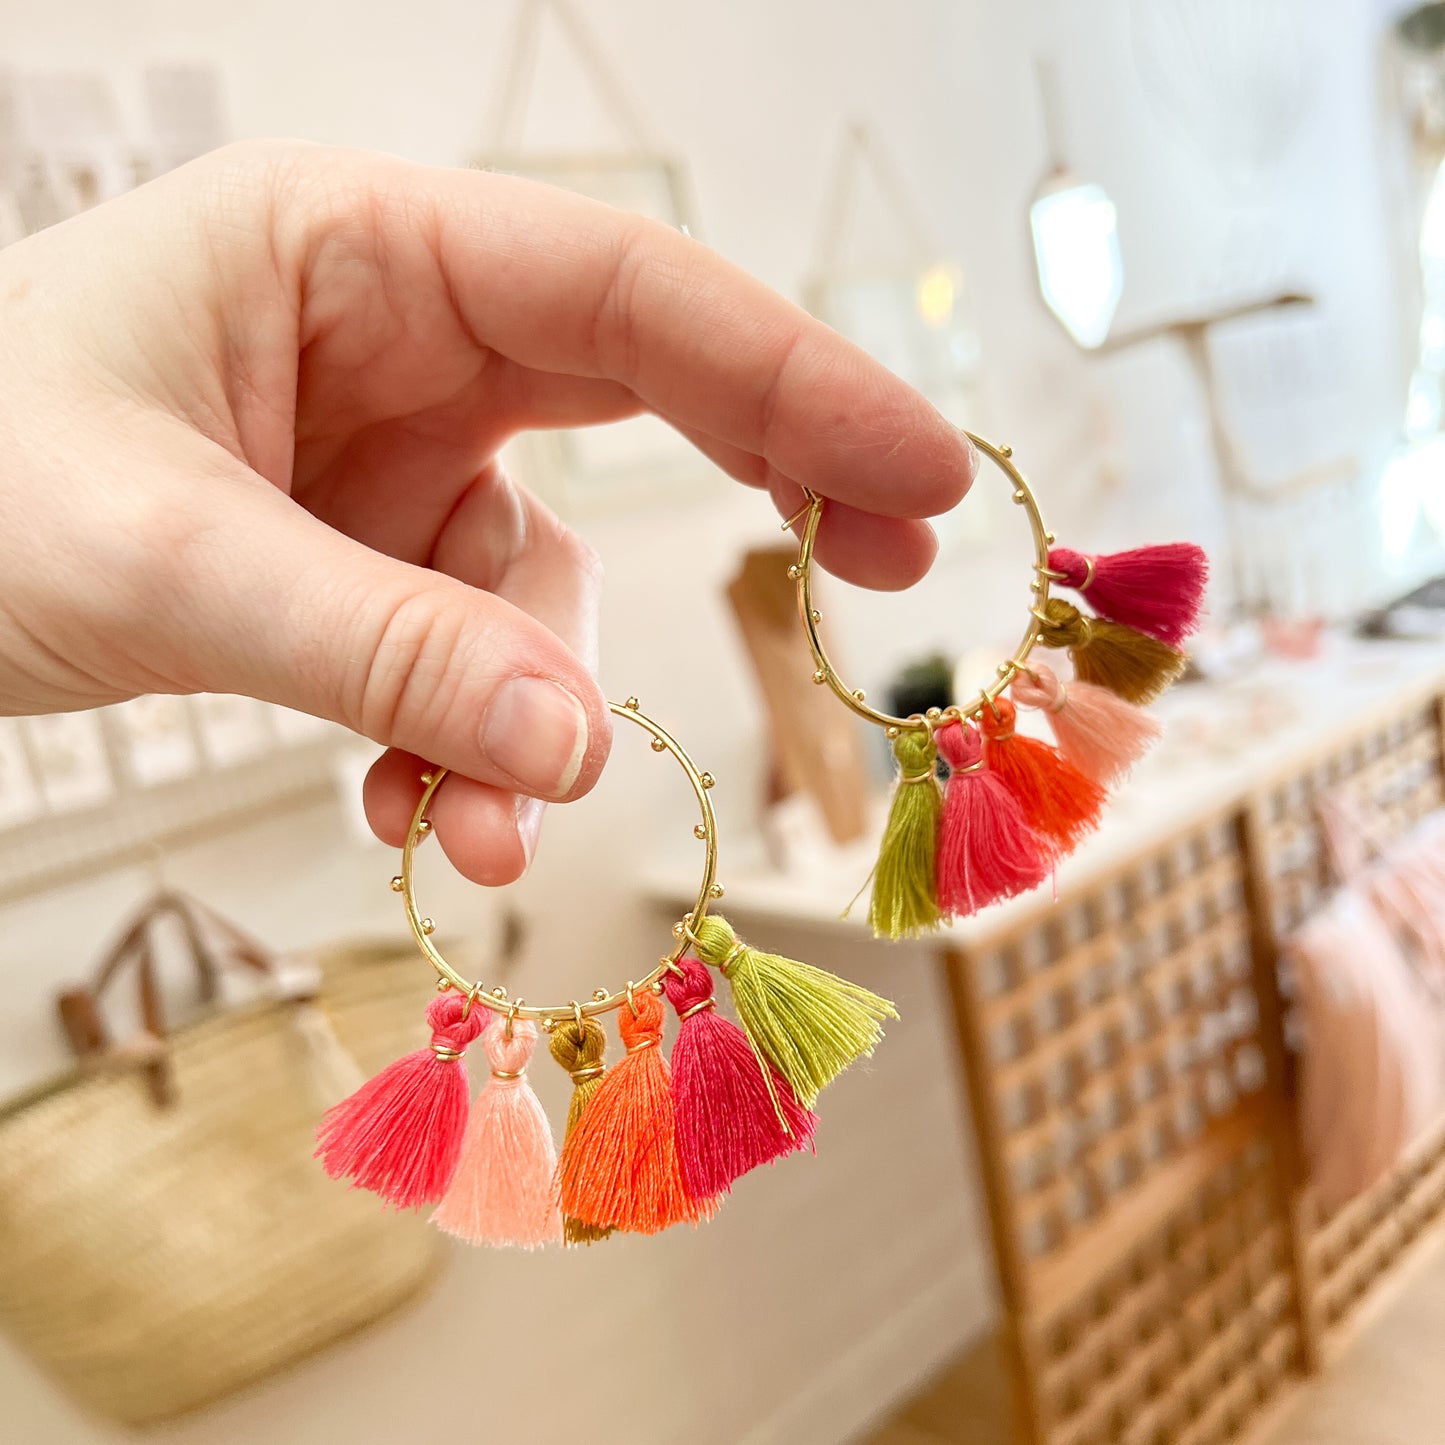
[944,682,1445,1445]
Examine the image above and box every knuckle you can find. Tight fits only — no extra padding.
[352,587,474,748]
[588,220,649,379]
[555,524,604,592]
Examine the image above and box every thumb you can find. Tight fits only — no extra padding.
[147,474,612,800]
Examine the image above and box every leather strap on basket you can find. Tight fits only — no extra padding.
[57,892,276,1108]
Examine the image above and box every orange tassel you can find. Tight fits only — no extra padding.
[979,696,1105,854]
[556,990,718,1235]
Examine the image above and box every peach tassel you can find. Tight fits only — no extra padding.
[431,1015,561,1249]
[1012,664,1160,785]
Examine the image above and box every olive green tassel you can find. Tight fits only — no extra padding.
[547,1017,614,1246]
[869,728,942,939]
[1037,598,1185,705]
[692,915,897,1108]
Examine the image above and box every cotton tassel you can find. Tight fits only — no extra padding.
[869,727,943,939]
[1047,542,1207,647]
[692,914,897,1108]
[314,992,484,1209]
[557,990,717,1235]
[979,696,1105,854]
[663,955,816,1199]
[1036,597,1186,705]
[935,720,1050,917]
[431,1016,561,1249]
[1012,663,1161,785]
[547,1016,614,1246]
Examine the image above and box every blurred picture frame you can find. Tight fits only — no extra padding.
[804,121,994,546]
[481,152,719,517]
[0,719,42,829]
[111,695,201,788]
[192,693,275,767]
[23,711,113,814]
[475,0,721,516]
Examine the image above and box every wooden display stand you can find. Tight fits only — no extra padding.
[944,676,1445,1445]
[726,547,870,847]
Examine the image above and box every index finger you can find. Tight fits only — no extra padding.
[293,154,978,523]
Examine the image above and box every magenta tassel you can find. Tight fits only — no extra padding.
[663,957,816,1199]
[1047,542,1207,647]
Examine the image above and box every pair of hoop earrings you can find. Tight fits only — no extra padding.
[315,434,1206,1248]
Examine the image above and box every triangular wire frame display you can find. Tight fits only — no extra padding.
[804,119,992,544]
[476,0,715,516]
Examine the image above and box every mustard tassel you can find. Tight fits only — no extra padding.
[1037,598,1185,705]
[547,1016,615,1246]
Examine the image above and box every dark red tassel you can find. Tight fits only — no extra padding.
[1047,542,1207,647]
[935,720,1050,916]
[314,992,484,1209]
[663,956,816,1199]
[979,696,1105,854]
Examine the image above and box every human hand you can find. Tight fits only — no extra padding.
[0,142,975,882]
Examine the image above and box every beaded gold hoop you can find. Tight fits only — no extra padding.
[790,430,1208,939]
[315,696,896,1247]
[394,698,718,1025]
[793,433,1056,728]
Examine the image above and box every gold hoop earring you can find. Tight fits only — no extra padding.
[315,697,896,1246]
[790,432,1205,938]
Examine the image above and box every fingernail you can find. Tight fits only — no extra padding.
[514,795,546,865]
[961,429,981,472]
[482,677,588,799]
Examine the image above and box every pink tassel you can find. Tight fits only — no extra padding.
[315,993,484,1209]
[1047,542,1207,647]
[979,696,1105,855]
[431,1015,562,1249]
[935,720,1050,917]
[663,956,816,1199]
[1012,663,1161,785]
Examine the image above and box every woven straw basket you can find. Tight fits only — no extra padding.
[0,894,442,1427]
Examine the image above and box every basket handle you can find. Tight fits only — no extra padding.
[57,891,277,1107]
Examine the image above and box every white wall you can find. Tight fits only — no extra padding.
[0,2,1422,1442]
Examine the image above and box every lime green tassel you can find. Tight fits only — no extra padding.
[869,728,942,939]
[692,915,897,1107]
